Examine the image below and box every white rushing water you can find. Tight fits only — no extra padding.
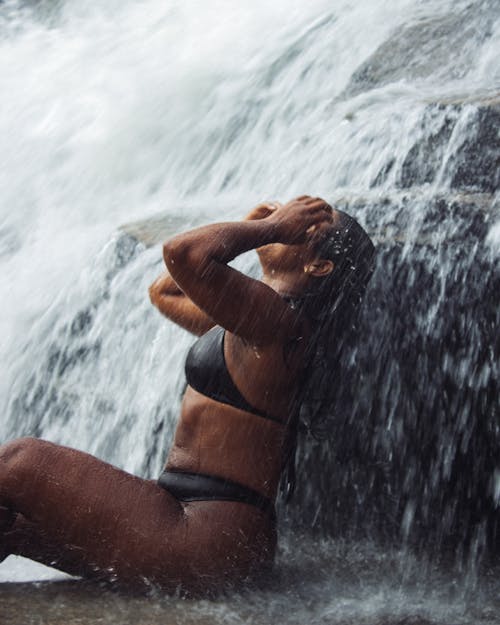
[0,1,499,623]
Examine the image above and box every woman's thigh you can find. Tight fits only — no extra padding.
[0,438,186,587]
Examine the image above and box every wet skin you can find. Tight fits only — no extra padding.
[0,196,335,593]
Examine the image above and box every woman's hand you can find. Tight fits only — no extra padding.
[162,195,332,343]
[244,201,282,222]
[149,271,183,299]
[267,196,333,245]
[149,271,215,336]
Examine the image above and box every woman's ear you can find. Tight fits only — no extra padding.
[304,259,334,277]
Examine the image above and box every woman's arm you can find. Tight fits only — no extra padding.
[149,271,215,336]
[163,197,332,344]
[148,202,283,337]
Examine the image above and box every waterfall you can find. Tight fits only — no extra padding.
[0,0,498,620]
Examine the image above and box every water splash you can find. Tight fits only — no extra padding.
[0,0,498,619]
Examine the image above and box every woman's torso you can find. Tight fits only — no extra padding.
[165,326,306,500]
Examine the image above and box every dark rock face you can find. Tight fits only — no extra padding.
[371,101,500,193]
[285,193,499,562]
[301,97,499,560]
[449,105,500,193]
[397,106,458,189]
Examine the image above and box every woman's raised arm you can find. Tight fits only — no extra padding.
[149,271,215,336]
[163,197,332,344]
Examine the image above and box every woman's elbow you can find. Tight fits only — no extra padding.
[163,237,184,270]
[163,236,202,274]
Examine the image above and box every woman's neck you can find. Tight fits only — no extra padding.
[261,272,314,299]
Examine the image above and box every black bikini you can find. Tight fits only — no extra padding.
[157,470,274,516]
[158,301,303,514]
[183,325,282,423]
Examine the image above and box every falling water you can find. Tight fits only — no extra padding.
[0,0,499,623]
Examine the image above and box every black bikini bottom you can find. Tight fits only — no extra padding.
[158,470,274,518]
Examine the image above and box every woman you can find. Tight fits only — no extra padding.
[0,196,374,594]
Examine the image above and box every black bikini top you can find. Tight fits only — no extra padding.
[185,325,284,424]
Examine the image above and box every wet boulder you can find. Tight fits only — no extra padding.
[371,99,500,194]
[342,4,495,99]
[287,192,499,561]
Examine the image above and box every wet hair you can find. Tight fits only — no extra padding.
[281,209,376,498]
[299,208,376,432]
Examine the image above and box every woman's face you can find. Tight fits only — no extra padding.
[257,211,340,276]
[257,238,311,273]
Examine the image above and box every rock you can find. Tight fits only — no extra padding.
[286,192,499,560]
[120,213,209,249]
[0,580,215,625]
[371,98,500,193]
[449,104,500,193]
[120,192,497,249]
[342,4,495,99]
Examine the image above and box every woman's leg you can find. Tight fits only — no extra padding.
[0,505,15,532]
[0,437,186,590]
[3,513,108,580]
